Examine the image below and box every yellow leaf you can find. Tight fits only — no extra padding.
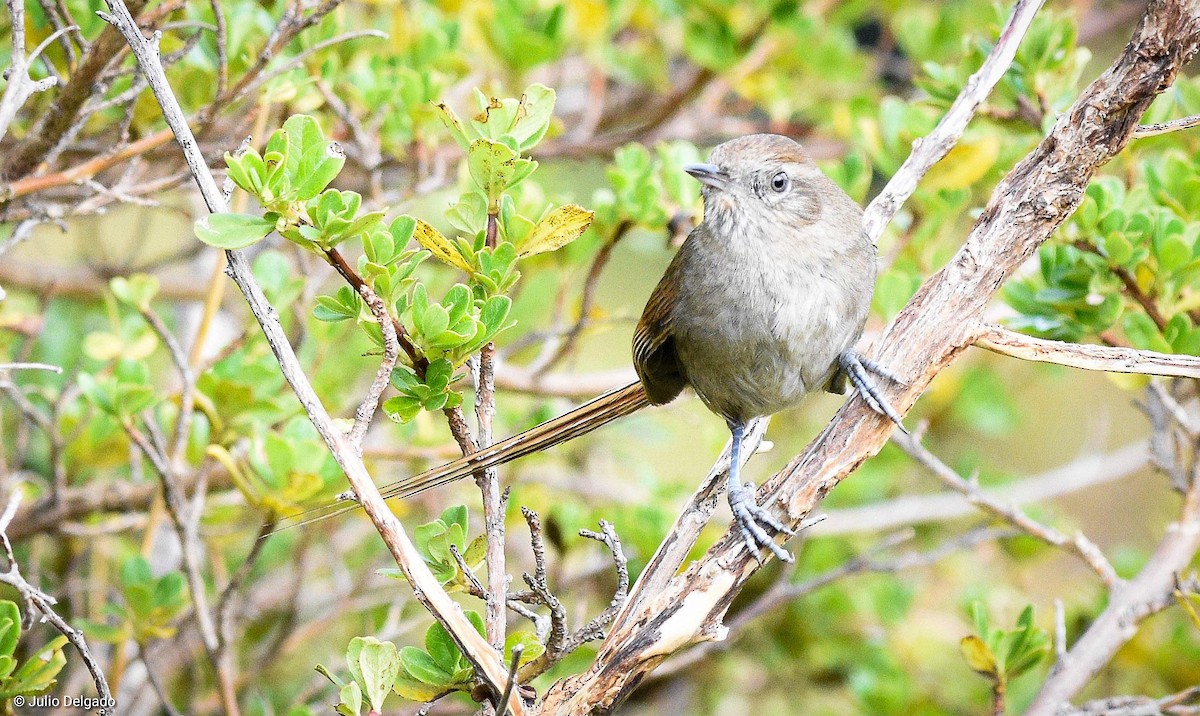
[960,635,998,677]
[413,219,473,273]
[1106,371,1151,391]
[923,134,1001,191]
[519,204,595,257]
[83,332,125,361]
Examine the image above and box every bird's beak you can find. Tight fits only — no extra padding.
[684,163,729,190]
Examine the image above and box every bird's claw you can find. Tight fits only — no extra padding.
[839,350,908,433]
[728,480,795,564]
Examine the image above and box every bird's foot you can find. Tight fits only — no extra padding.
[838,350,908,433]
[728,480,795,564]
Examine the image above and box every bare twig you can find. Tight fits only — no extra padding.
[519,507,566,679]
[473,209,507,663]
[123,422,238,716]
[348,285,398,452]
[537,220,634,373]
[1133,113,1200,137]
[0,361,63,373]
[94,3,522,709]
[893,428,1122,587]
[652,527,1012,680]
[1056,682,1200,714]
[140,649,184,716]
[0,0,66,140]
[0,491,113,705]
[569,520,630,648]
[607,417,770,624]
[812,439,1148,536]
[975,324,1200,378]
[1027,449,1200,714]
[862,0,1047,241]
[1053,598,1068,673]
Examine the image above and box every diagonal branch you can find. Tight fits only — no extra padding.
[862,0,1048,241]
[94,3,524,711]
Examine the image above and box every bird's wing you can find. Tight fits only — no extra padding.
[633,254,688,405]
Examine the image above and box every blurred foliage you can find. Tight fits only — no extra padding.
[3,0,1200,714]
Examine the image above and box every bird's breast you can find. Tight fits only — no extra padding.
[670,235,872,423]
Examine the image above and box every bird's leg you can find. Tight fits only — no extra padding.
[838,350,908,433]
[725,419,795,564]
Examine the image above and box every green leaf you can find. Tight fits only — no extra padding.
[353,637,399,711]
[393,674,447,701]
[510,83,556,151]
[1124,312,1172,352]
[426,358,455,393]
[462,534,487,567]
[314,286,362,322]
[194,213,276,250]
[518,204,595,256]
[505,631,545,667]
[0,602,20,658]
[399,646,452,686]
[439,505,468,534]
[435,102,472,150]
[468,139,519,210]
[110,274,160,310]
[479,295,512,334]
[465,610,486,638]
[424,621,460,671]
[412,218,474,273]
[383,395,422,423]
[336,681,362,716]
[314,663,343,688]
[283,114,347,200]
[447,192,488,236]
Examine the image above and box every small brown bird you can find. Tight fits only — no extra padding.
[288,134,905,562]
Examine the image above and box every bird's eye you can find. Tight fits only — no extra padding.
[770,171,789,193]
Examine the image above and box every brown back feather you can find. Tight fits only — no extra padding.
[633,252,687,405]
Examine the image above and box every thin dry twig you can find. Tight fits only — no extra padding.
[892,428,1122,588]
[1133,113,1200,137]
[0,0,66,140]
[0,490,113,705]
[518,507,567,679]
[348,285,398,453]
[862,0,1047,241]
[652,527,1013,680]
[1027,439,1200,714]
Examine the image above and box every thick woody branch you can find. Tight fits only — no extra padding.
[94,3,523,711]
[975,323,1200,378]
[540,2,1200,712]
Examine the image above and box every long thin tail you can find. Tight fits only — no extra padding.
[270,381,650,533]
